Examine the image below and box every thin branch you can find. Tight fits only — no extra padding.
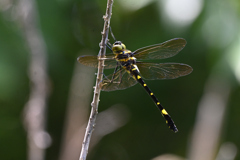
[79,0,114,160]
[16,0,50,160]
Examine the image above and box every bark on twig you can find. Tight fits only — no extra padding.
[79,0,114,160]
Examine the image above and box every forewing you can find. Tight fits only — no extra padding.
[133,38,186,60]
[137,62,193,80]
[100,68,137,91]
[77,54,116,69]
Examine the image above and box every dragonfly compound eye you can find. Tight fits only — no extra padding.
[112,42,126,52]
[121,43,126,50]
[112,45,122,52]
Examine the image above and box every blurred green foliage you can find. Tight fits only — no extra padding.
[0,0,240,160]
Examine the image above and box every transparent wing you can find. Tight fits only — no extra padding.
[77,53,116,69]
[133,38,187,60]
[137,62,193,80]
[100,68,138,91]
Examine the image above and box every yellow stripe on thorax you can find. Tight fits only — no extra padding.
[118,58,130,62]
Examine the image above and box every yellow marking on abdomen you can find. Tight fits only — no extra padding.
[157,102,160,105]
[143,84,147,87]
[150,93,153,95]
[132,68,137,71]
[137,75,141,79]
[162,109,168,115]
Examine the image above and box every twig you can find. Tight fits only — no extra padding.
[79,0,114,160]
[16,0,50,160]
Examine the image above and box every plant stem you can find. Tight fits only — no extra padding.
[79,0,114,160]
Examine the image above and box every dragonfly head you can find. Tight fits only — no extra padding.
[112,41,126,53]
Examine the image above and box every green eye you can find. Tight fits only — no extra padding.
[112,43,126,51]
[112,45,122,51]
[121,43,126,49]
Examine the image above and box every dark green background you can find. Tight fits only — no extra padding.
[0,0,240,159]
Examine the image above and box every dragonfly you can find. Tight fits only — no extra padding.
[78,37,193,133]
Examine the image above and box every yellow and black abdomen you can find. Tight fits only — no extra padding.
[129,65,178,133]
[115,49,178,133]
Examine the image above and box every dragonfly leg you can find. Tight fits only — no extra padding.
[109,26,117,42]
[110,63,122,84]
[100,72,108,79]
[100,63,121,84]
[106,42,113,52]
